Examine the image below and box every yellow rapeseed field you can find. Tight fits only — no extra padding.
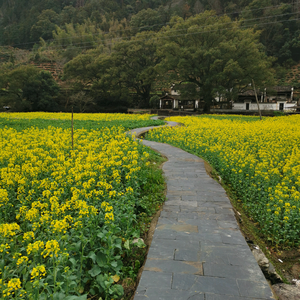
[0,113,160,299]
[0,112,153,121]
[147,115,300,247]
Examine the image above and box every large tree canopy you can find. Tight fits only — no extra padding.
[63,48,130,108]
[0,65,60,111]
[156,11,275,112]
[110,31,161,106]
[64,31,160,108]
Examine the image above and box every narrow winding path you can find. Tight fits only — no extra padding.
[128,121,275,300]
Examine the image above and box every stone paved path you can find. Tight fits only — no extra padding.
[128,122,275,300]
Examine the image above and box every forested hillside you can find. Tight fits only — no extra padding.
[0,0,300,112]
[1,0,299,62]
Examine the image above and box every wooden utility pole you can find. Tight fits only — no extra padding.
[252,79,262,120]
[71,107,74,150]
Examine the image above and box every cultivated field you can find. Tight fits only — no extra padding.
[0,113,165,300]
[146,115,300,248]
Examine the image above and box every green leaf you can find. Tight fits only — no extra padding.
[65,295,87,300]
[78,286,84,294]
[96,252,106,267]
[69,258,77,266]
[69,280,77,288]
[75,241,82,251]
[0,260,4,270]
[52,292,66,300]
[97,229,107,239]
[96,274,106,291]
[39,293,47,300]
[88,265,101,277]
[87,251,96,263]
[25,281,33,293]
[110,284,124,296]
[111,261,117,268]
[124,240,130,250]
[114,238,122,250]
[135,239,146,248]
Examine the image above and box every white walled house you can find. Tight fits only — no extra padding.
[232,86,297,111]
[232,101,296,111]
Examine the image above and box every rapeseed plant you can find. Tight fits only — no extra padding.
[147,115,300,247]
[0,112,160,299]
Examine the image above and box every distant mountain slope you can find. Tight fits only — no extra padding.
[0,0,299,66]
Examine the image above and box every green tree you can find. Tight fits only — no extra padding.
[157,11,274,112]
[130,8,164,33]
[0,65,39,110]
[69,91,95,112]
[64,31,161,108]
[240,1,300,64]
[30,9,59,41]
[0,65,60,111]
[22,70,60,111]
[64,48,130,108]
[149,94,160,108]
[52,20,103,49]
[110,31,161,107]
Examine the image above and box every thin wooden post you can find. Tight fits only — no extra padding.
[71,107,74,150]
[252,79,262,120]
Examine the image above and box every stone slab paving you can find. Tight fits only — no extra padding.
[128,123,275,300]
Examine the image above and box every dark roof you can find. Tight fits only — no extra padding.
[160,94,197,101]
[239,86,292,96]
[160,95,175,100]
[239,90,256,96]
[272,86,292,92]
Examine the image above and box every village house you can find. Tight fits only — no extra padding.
[158,85,298,112]
[232,86,297,111]
[159,86,199,111]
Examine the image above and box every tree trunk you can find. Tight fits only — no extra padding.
[202,88,213,113]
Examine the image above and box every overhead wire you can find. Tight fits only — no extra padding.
[0,16,291,58]
[44,4,300,44]
[0,2,298,49]
[40,10,300,51]
[0,11,298,56]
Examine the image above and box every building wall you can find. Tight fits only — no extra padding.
[232,102,296,111]
[174,100,178,109]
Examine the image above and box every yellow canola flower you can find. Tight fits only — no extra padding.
[146,115,300,246]
[0,112,155,293]
[41,240,60,258]
[105,212,114,222]
[101,201,110,208]
[4,278,22,296]
[0,223,20,238]
[17,256,29,266]
[26,240,45,255]
[0,112,154,122]
[0,189,9,207]
[31,265,46,280]
[51,219,70,234]
[23,231,35,241]
[0,243,10,253]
